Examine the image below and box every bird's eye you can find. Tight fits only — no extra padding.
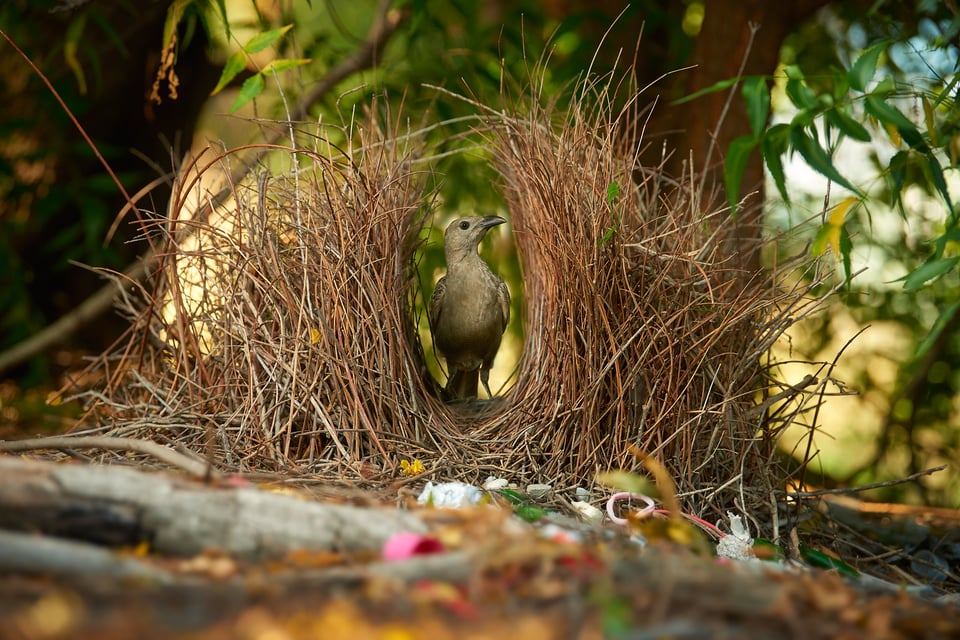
[459,221,470,230]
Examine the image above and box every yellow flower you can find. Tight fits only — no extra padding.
[399,459,425,476]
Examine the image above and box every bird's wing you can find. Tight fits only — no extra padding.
[429,276,446,330]
[497,277,510,329]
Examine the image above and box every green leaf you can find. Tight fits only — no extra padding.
[230,73,265,113]
[262,58,311,75]
[515,505,546,522]
[811,222,834,257]
[598,226,617,247]
[873,76,897,96]
[742,76,770,137]
[864,96,918,134]
[839,225,853,288]
[212,0,230,40]
[916,300,960,358]
[812,197,857,258]
[887,150,908,217]
[595,470,656,497]
[812,222,854,288]
[784,65,816,110]
[606,180,620,207]
[161,0,190,52]
[848,41,887,92]
[724,135,756,215]
[922,95,939,147]
[64,14,89,95]
[752,538,786,561]
[932,228,960,256]
[211,50,247,95]
[933,75,959,108]
[902,257,959,291]
[800,545,860,577]
[789,108,817,129]
[922,155,954,220]
[825,109,871,142]
[761,124,791,204]
[244,24,293,54]
[671,76,740,105]
[831,73,850,103]
[790,128,862,194]
[498,488,525,505]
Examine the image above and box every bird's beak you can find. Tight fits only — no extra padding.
[478,216,507,229]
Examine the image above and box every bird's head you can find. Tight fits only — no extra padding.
[443,215,507,258]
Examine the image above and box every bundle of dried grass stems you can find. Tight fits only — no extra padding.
[86,74,832,525]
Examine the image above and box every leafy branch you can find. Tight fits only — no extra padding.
[209,25,310,112]
[698,41,957,299]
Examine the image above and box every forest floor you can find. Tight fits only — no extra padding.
[2,382,960,640]
[3,507,960,640]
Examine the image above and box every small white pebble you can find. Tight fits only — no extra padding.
[571,500,604,522]
[526,483,552,499]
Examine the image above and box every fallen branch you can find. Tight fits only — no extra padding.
[0,528,174,583]
[788,465,947,498]
[0,434,210,477]
[0,457,424,560]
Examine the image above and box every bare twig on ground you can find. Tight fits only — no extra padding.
[788,465,947,498]
[0,434,211,477]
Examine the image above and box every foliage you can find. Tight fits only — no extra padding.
[1,0,144,383]
[209,25,309,112]
[743,5,958,504]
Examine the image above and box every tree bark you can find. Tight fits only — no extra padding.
[640,1,831,270]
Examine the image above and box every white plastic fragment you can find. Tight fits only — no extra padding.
[540,522,582,544]
[483,476,510,491]
[716,511,755,561]
[571,500,604,522]
[417,481,483,508]
[574,487,591,500]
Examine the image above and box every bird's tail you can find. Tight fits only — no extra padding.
[446,369,479,399]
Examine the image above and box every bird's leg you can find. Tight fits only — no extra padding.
[480,368,493,398]
[444,364,459,394]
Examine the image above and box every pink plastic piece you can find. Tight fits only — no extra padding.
[606,492,656,525]
[382,532,445,561]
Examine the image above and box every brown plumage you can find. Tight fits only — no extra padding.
[429,216,510,399]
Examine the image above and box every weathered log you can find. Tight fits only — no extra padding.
[0,528,174,583]
[0,457,424,560]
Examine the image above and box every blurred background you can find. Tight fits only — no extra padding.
[1,0,957,505]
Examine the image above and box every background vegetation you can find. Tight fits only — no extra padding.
[1,0,957,505]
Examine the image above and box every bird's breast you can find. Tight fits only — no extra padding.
[433,263,507,362]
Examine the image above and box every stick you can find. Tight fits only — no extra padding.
[0,435,211,477]
[787,465,947,498]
